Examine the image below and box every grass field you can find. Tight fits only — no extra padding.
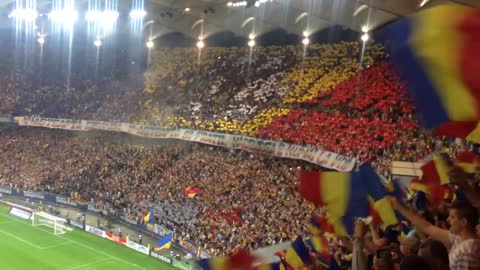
[0,204,175,270]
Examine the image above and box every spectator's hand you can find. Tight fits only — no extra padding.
[386,195,401,210]
[354,220,366,239]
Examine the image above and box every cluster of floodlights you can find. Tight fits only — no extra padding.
[8,8,146,22]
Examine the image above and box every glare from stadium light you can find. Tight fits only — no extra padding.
[104,10,119,22]
[302,37,310,45]
[8,9,38,20]
[254,1,260,7]
[37,36,45,45]
[146,40,154,48]
[94,39,102,47]
[85,10,102,21]
[361,25,368,33]
[227,2,233,6]
[184,8,190,12]
[48,9,79,25]
[196,40,205,49]
[86,10,119,26]
[129,9,147,19]
[361,33,369,42]
[248,33,255,40]
[302,30,309,38]
[248,40,255,47]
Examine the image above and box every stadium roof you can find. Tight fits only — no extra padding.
[0,0,478,38]
[125,0,480,38]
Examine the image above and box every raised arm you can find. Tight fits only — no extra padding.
[386,196,451,248]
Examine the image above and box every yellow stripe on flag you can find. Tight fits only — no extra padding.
[410,5,477,121]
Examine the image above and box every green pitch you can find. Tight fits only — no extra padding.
[0,204,175,270]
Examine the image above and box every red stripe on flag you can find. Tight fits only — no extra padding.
[299,171,324,205]
[421,161,442,186]
[434,121,477,138]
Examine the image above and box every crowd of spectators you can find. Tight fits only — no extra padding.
[0,127,319,256]
[0,41,437,171]
[317,165,480,270]
[1,38,479,270]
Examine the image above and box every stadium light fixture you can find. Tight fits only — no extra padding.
[129,9,147,19]
[248,33,255,40]
[146,40,154,49]
[302,37,310,46]
[227,2,233,6]
[361,33,369,42]
[302,30,309,38]
[48,9,79,25]
[37,36,45,45]
[8,9,38,20]
[94,39,102,47]
[196,40,205,49]
[248,39,255,47]
[184,8,190,12]
[254,1,260,7]
[361,25,368,33]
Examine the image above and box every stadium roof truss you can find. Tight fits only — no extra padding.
[0,0,478,38]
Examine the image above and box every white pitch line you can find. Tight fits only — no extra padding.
[58,239,147,270]
[41,240,74,250]
[0,213,147,270]
[65,257,113,270]
[0,229,43,249]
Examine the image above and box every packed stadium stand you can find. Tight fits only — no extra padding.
[0,29,478,270]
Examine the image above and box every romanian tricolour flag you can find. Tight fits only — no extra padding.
[255,262,285,270]
[421,154,451,186]
[305,235,331,265]
[143,209,154,224]
[183,187,201,198]
[384,5,480,129]
[154,232,174,251]
[299,166,370,235]
[283,237,313,269]
[310,215,336,236]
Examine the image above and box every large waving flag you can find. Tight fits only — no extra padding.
[299,166,370,235]
[384,5,480,129]
[154,232,174,251]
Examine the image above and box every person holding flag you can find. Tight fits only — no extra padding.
[386,196,480,270]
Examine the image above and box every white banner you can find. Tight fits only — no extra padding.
[85,225,106,238]
[126,240,150,255]
[0,187,12,194]
[18,116,356,171]
[9,207,32,220]
[150,251,172,264]
[23,191,44,200]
